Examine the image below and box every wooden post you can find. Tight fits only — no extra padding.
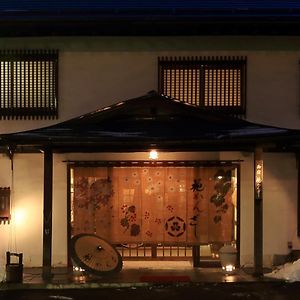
[151,245,157,258]
[67,164,72,268]
[254,147,263,276]
[42,148,53,280]
[192,245,201,267]
[297,154,300,237]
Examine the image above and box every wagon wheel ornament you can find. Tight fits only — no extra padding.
[70,233,122,276]
[165,216,186,237]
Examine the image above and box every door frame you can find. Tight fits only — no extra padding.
[66,160,241,268]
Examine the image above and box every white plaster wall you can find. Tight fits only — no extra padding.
[219,152,299,268]
[247,53,300,128]
[1,151,299,268]
[52,154,68,267]
[0,153,43,271]
[263,153,299,266]
[0,154,12,279]
[0,36,300,133]
[239,155,255,267]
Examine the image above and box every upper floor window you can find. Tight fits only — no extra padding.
[0,50,58,120]
[158,56,247,115]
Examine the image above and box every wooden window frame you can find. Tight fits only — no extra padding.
[0,49,58,120]
[158,56,247,115]
[0,187,10,224]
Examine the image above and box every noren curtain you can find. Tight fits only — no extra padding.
[72,166,235,244]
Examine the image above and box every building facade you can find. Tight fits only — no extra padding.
[0,1,300,274]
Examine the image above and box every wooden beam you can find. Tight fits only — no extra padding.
[42,148,53,280]
[254,146,263,276]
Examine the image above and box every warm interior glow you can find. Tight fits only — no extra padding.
[149,150,159,160]
[73,266,85,272]
[13,208,26,226]
[222,264,235,273]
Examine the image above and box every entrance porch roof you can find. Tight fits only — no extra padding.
[0,91,299,153]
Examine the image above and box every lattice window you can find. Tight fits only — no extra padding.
[0,50,58,119]
[158,56,246,114]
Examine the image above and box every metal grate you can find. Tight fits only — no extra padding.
[0,50,58,120]
[158,56,246,115]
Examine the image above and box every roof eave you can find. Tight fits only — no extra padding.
[0,17,300,37]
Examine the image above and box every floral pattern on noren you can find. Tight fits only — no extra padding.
[210,169,232,224]
[90,177,114,207]
[145,230,153,237]
[155,218,162,224]
[74,177,114,210]
[120,205,141,236]
[72,167,234,245]
[166,205,174,212]
[74,177,89,209]
[144,211,150,220]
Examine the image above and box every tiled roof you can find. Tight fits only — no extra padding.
[1,92,299,153]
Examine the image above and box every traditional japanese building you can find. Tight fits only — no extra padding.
[0,0,300,278]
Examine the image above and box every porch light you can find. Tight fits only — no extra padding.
[73,265,85,273]
[149,150,158,160]
[214,169,224,180]
[223,264,235,273]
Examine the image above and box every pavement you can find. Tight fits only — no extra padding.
[0,261,278,290]
[2,261,300,300]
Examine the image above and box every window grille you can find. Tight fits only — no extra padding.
[158,56,246,115]
[0,50,58,119]
[0,187,10,224]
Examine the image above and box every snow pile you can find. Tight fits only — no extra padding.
[265,258,300,282]
[0,266,5,282]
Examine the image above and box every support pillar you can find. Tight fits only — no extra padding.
[254,146,263,276]
[192,245,201,267]
[297,154,300,237]
[42,148,53,280]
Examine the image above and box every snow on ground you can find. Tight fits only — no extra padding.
[0,266,5,282]
[265,259,300,282]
